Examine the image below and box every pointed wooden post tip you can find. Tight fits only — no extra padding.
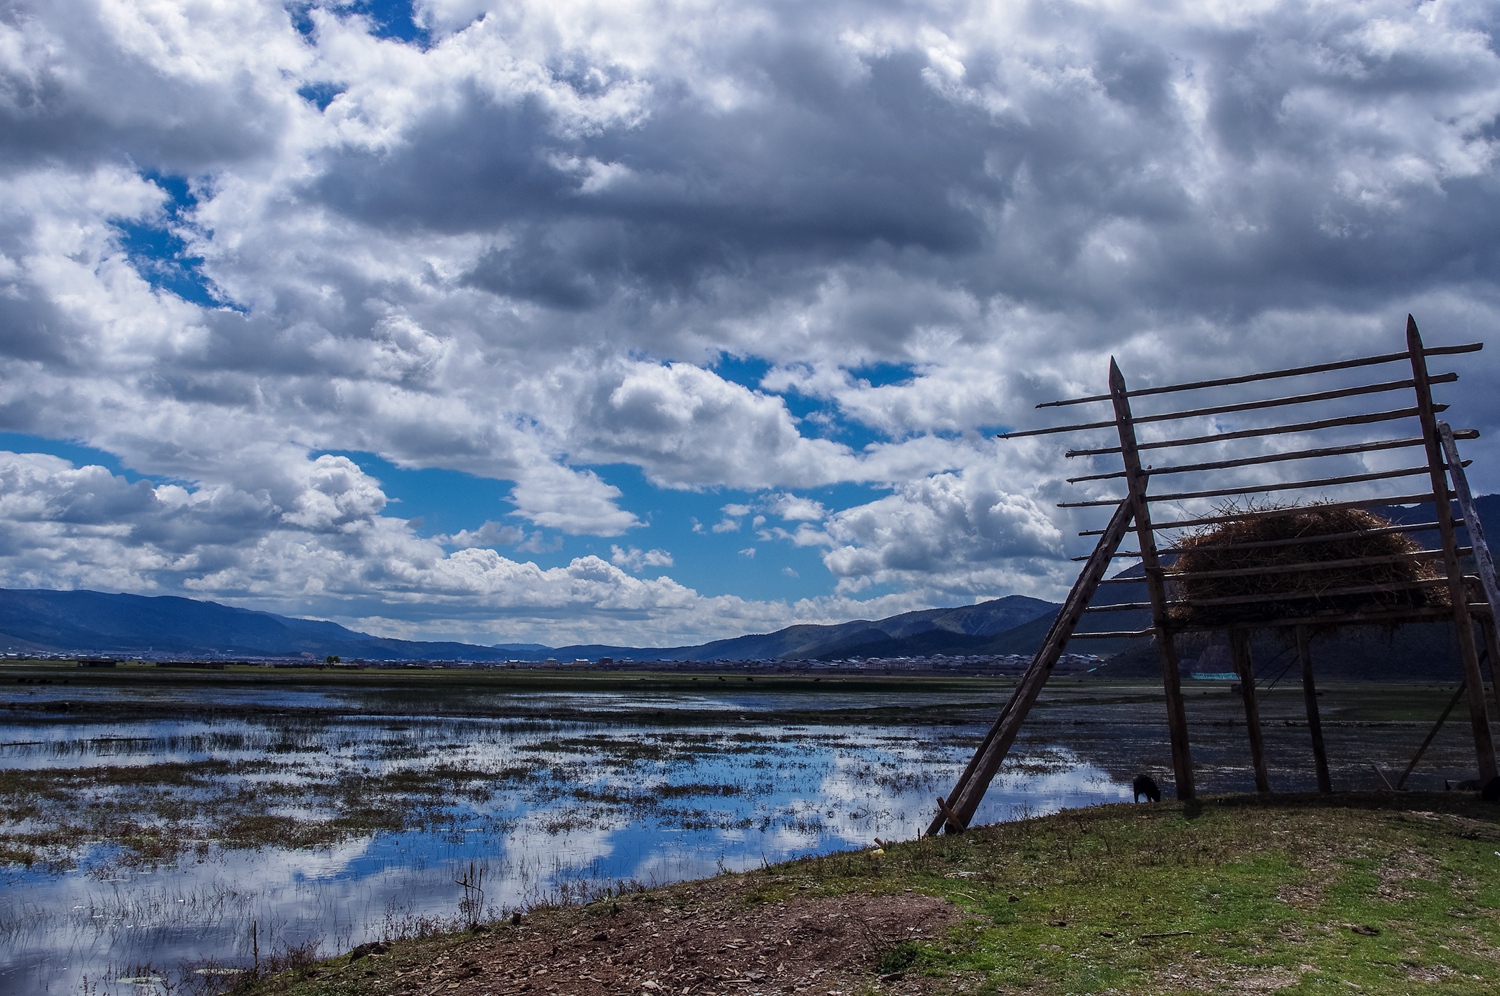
[1108,358,1125,392]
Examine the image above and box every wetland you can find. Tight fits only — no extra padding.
[0,663,1490,994]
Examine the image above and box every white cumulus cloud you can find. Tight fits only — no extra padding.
[0,0,1497,642]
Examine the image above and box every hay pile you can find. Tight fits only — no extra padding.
[1167,503,1445,628]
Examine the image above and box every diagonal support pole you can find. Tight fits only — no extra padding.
[927,497,1134,835]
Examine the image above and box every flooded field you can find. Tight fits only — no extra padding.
[0,665,1489,995]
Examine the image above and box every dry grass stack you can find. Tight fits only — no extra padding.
[1168,504,1445,628]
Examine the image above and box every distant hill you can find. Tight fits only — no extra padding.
[0,587,1061,662]
[616,595,1063,662]
[0,588,516,661]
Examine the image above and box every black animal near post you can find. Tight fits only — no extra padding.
[1133,774,1161,803]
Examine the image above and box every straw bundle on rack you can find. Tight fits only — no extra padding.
[1167,503,1445,628]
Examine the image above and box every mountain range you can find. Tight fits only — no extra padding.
[0,587,1065,662]
[2,495,1493,669]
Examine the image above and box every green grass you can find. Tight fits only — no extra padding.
[239,794,1500,995]
[844,794,1500,993]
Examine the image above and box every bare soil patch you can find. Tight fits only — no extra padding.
[318,876,960,996]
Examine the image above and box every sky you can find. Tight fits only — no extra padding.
[1,0,1499,648]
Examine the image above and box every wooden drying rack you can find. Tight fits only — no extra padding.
[929,316,1500,835]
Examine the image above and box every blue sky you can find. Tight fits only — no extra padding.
[326,453,894,604]
[1,0,1498,647]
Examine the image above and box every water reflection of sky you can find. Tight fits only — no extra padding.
[0,689,1094,995]
[1,682,1483,996]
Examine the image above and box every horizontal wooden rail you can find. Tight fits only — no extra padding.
[1057,466,1436,508]
[1087,550,1464,605]
[1068,629,1155,639]
[1170,603,1489,633]
[1067,434,1471,485]
[1002,373,1458,440]
[1083,491,1439,536]
[1064,406,1426,458]
[1073,518,1460,559]
[1086,581,1451,621]
[1036,343,1481,409]
[1144,469,1447,504]
[1174,576,1448,609]
[1155,519,1456,554]
[1057,496,1128,509]
[999,417,1116,439]
[1159,548,1456,582]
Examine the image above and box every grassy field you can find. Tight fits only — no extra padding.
[235,793,1500,996]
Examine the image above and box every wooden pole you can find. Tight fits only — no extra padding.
[1296,626,1332,793]
[1408,316,1497,782]
[928,498,1136,835]
[1229,628,1271,793]
[1438,423,1500,724]
[1110,359,1195,800]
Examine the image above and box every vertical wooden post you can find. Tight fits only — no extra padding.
[1229,628,1271,793]
[1408,316,1497,782]
[931,498,1135,834]
[1110,359,1195,800]
[1296,626,1332,794]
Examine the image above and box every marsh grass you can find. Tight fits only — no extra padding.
[0,702,938,873]
[2,679,1485,877]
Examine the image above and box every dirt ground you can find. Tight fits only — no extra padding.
[330,876,960,996]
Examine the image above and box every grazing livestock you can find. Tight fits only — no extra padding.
[1132,774,1162,803]
[1484,777,1500,803]
[1446,779,1482,792]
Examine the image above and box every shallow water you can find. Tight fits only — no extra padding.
[0,674,1487,995]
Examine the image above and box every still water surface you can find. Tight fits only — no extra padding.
[0,675,1481,994]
